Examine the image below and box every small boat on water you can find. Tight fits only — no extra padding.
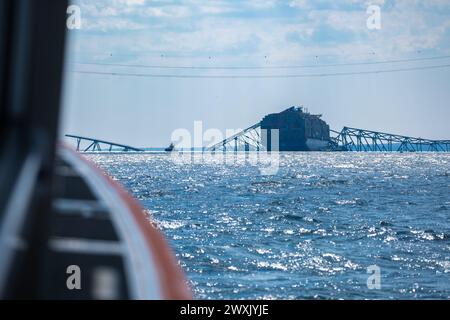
[165,143,175,152]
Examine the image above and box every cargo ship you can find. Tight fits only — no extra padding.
[261,106,331,151]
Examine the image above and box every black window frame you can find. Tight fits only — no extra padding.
[0,0,68,299]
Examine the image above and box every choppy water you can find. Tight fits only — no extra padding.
[87,153,450,299]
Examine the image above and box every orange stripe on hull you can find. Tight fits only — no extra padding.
[61,145,192,300]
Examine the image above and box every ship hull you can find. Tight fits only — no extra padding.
[306,138,330,151]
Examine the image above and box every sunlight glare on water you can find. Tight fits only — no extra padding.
[87,152,450,300]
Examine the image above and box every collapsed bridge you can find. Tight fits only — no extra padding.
[66,107,450,153]
[65,134,144,152]
[207,107,450,153]
[330,127,450,152]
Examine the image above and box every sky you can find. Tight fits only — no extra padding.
[61,0,450,148]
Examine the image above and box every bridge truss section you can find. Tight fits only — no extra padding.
[330,127,450,152]
[65,135,144,152]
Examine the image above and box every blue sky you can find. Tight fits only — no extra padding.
[62,0,450,147]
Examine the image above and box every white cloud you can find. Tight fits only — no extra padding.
[72,0,450,62]
[198,5,236,15]
[123,0,145,5]
[142,5,192,18]
[289,0,309,9]
[83,18,146,31]
[246,0,278,9]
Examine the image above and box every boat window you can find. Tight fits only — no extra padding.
[59,1,450,300]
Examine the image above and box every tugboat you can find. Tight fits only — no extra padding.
[165,143,175,152]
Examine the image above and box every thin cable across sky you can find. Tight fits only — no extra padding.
[70,54,450,70]
[70,63,450,79]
